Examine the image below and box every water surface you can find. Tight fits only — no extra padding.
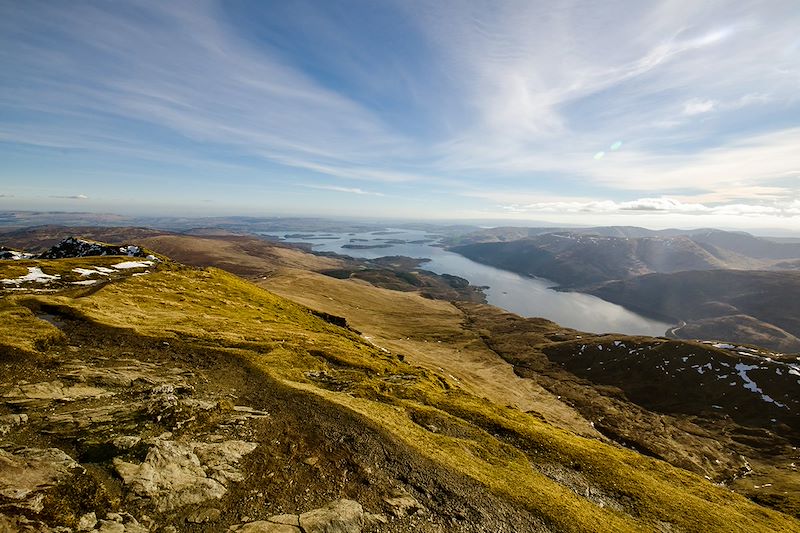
[264,229,672,336]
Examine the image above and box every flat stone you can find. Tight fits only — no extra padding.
[77,512,98,531]
[114,439,256,511]
[268,514,300,527]
[4,380,112,402]
[383,492,424,516]
[299,499,365,533]
[0,447,82,513]
[232,521,300,533]
[0,413,28,425]
[233,405,269,417]
[112,436,141,450]
[193,440,258,485]
[96,521,125,533]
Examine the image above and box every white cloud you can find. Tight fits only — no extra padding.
[500,196,796,218]
[50,194,89,200]
[683,98,717,115]
[303,184,384,196]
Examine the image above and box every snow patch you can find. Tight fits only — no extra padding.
[736,363,762,393]
[2,267,60,285]
[713,343,735,350]
[73,267,111,277]
[112,260,154,270]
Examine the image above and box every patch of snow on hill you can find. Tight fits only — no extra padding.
[73,267,111,277]
[112,260,154,270]
[1,267,60,285]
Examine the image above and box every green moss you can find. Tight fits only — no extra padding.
[0,302,64,352]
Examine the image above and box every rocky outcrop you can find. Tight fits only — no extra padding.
[37,238,150,260]
[0,355,268,528]
[0,447,82,513]
[114,437,257,511]
[229,500,386,533]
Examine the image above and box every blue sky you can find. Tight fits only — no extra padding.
[1,0,799,230]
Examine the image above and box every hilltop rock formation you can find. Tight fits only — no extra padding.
[37,237,150,260]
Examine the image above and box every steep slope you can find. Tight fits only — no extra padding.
[455,303,800,516]
[2,257,798,531]
[585,270,800,352]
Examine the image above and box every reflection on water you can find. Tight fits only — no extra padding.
[263,229,672,337]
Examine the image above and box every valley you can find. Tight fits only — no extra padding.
[447,227,800,352]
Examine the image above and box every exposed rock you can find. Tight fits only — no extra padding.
[112,436,141,451]
[77,512,98,531]
[268,514,301,527]
[38,238,148,260]
[94,515,148,533]
[0,414,28,426]
[231,521,300,533]
[193,440,258,485]
[0,414,28,436]
[229,501,384,533]
[113,438,256,511]
[0,513,70,532]
[298,499,367,533]
[0,447,82,513]
[3,380,113,407]
[383,489,424,516]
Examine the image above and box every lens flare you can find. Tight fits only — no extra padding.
[610,140,623,151]
[594,151,605,160]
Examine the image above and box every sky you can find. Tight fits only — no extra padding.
[1,0,799,231]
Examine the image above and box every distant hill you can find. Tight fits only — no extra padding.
[450,226,800,256]
[446,225,745,244]
[584,270,800,352]
[689,230,800,259]
[451,232,761,286]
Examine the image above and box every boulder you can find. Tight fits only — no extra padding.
[0,447,82,513]
[114,438,256,511]
[299,499,366,533]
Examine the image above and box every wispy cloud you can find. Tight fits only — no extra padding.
[0,1,799,224]
[683,99,717,116]
[303,184,385,196]
[500,196,797,218]
[50,194,89,200]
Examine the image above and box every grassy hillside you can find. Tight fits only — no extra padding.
[2,256,798,531]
